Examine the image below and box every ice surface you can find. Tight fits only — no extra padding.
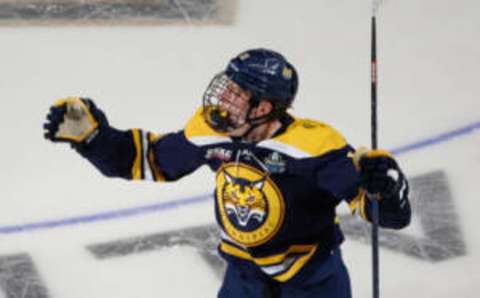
[0,254,48,298]
[0,0,479,297]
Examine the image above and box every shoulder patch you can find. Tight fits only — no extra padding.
[184,107,231,146]
[264,118,347,158]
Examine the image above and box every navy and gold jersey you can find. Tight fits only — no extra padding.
[77,107,411,282]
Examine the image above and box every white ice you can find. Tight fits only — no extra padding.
[0,0,479,297]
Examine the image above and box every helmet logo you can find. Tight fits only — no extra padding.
[249,58,281,75]
[282,67,293,79]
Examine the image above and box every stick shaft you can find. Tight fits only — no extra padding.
[371,15,380,298]
[371,16,378,150]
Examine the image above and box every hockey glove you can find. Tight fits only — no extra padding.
[356,149,404,199]
[43,97,108,146]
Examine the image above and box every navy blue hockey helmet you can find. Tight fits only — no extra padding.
[203,49,298,133]
[226,48,298,108]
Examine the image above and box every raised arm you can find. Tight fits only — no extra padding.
[43,97,205,182]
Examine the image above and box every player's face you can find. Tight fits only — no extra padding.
[218,80,252,128]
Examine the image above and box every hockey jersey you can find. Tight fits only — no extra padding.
[77,107,411,282]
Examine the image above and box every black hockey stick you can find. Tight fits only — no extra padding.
[370,8,380,298]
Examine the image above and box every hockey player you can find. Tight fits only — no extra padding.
[44,49,411,298]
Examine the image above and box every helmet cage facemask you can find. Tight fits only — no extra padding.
[202,72,289,133]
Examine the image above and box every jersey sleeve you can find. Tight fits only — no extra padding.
[303,120,411,229]
[281,118,361,202]
[314,144,360,203]
[314,145,411,229]
[76,126,205,182]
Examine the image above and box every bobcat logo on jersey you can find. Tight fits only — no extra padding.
[222,171,267,227]
[216,163,285,247]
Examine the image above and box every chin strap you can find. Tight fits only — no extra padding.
[239,106,286,141]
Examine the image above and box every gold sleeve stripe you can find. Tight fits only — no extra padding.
[131,129,143,180]
[148,132,162,143]
[219,242,252,260]
[349,189,369,221]
[147,133,166,182]
[254,245,316,266]
[273,245,318,282]
[349,198,358,214]
[271,118,347,157]
[359,191,368,221]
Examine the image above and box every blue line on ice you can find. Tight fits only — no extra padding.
[1,120,479,234]
[390,121,480,155]
[0,194,212,234]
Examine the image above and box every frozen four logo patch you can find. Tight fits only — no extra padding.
[264,152,286,173]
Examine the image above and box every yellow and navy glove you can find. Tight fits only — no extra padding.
[356,149,404,199]
[43,97,108,147]
[352,148,411,229]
